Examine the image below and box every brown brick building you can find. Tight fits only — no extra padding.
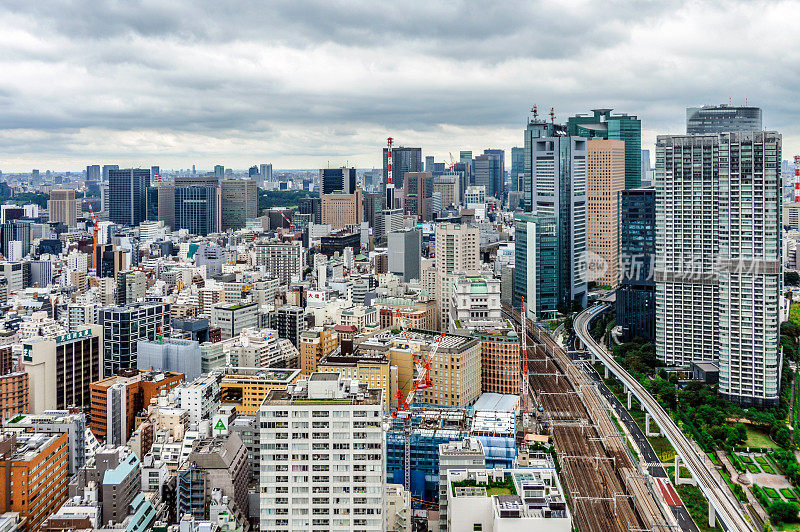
[90,369,184,443]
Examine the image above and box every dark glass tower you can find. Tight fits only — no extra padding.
[616,188,656,342]
[174,176,219,236]
[109,168,149,226]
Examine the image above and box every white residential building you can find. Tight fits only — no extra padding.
[178,374,221,424]
[656,131,782,406]
[259,373,385,531]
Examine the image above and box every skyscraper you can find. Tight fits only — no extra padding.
[522,119,588,310]
[174,176,220,236]
[99,302,171,376]
[567,108,642,189]
[656,131,781,406]
[213,165,225,179]
[102,164,118,183]
[616,188,655,342]
[382,146,422,190]
[47,189,77,227]
[2,219,31,260]
[435,223,480,328]
[108,168,149,226]
[474,150,504,198]
[402,172,434,220]
[511,147,525,192]
[388,229,421,282]
[686,104,762,134]
[86,165,101,181]
[587,139,625,287]
[259,163,272,187]
[513,212,557,320]
[320,167,356,195]
[220,179,258,231]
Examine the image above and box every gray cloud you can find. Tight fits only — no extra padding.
[0,0,797,170]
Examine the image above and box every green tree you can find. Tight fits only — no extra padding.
[769,500,800,524]
[786,271,800,286]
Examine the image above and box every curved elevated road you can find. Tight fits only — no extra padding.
[575,303,754,532]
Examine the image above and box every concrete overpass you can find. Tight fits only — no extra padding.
[574,303,755,532]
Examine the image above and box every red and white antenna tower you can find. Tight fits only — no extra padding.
[794,155,800,202]
[386,137,395,209]
[520,297,531,440]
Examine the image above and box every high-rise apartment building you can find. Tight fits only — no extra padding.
[99,302,171,376]
[383,146,422,190]
[48,189,77,227]
[686,104,762,134]
[174,176,220,236]
[567,108,642,189]
[434,223,480,329]
[273,305,305,348]
[587,139,625,287]
[254,243,303,286]
[259,373,384,532]
[522,119,588,311]
[108,168,149,227]
[220,179,258,231]
[617,188,656,342]
[656,131,781,406]
[320,167,357,195]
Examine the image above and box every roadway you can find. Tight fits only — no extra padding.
[580,359,699,532]
[574,303,754,532]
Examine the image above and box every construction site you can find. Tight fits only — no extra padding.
[505,301,675,532]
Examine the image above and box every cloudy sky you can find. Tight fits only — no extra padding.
[1,0,798,172]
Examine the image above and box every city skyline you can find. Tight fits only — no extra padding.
[1,1,799,170]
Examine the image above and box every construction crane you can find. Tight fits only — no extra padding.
[520,297,532,441]
[88,201,100,272]
[447,152,457,172]
[274,205,294,231]
[391,309,446,493]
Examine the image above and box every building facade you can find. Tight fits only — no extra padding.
[99,302,171,377]
[523,119,588,310]
[587,139,625,287]
[48,189,77,227]
[109,169,149,227]
[656,132,782,406]
[174,176,220,236]
[616,188,656,342]
[686,104,762,134]
[259,373,384,532]
[220,179,258,231]
[321,189,364,230]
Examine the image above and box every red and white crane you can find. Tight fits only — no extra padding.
[273,205,294,231]
[520,297,532,440]
[794,156,800,202]
[390,308,446,491]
